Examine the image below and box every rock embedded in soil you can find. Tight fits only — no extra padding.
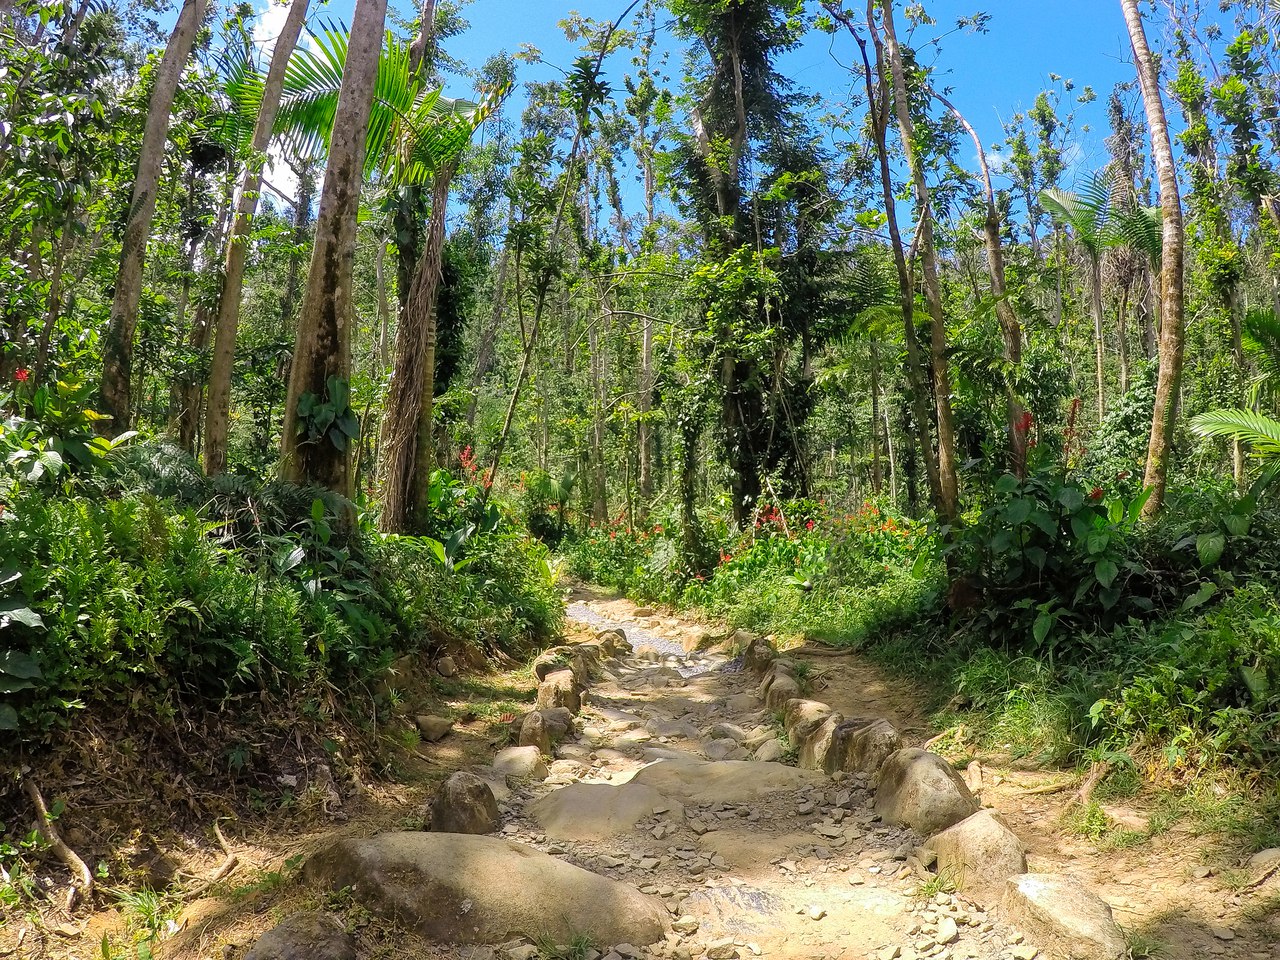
[243,911,356,960]
[530,782,681,841]
[414,715,454,742]
[924,809,1027,901]
[431,771,500,834]
[436,656,458,677]
[492,745,549,780]
[753,739,784,762]
[763,673,802,710]
[873,748,979,835]
[304,833,668,945]
[1000,874,1127,960]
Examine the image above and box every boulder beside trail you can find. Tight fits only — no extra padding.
[414,715,454,742]
[529,782,679,841]
[1000,874,1127,960]
[536,669,582,713]
[304,833,668,945]
[825,718,901,776]
[430,772,499,835]
[243,912,356,960]
[492,745,549,781]
[518,707,574,753]
[763,673,801,711]
[924,809,1027,900]
[739,631,775,672]
[873,748,978,835]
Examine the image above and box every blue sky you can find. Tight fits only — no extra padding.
[253,0,1149,197]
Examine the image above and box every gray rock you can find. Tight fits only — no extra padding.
[414,715,454,742]
[431,771,499,834]
[436,656,458,677]
[764,673,801,710]
[492,746,549,780]
[304,833,667,945]
[243,912,355,960]
[825,718,902,775]
[704,738,746,761]
[518,710,552,753]
[797,714,844,771]
[925,809,1026,900]
[739,632,775,673]
[1000,874,1126,960]
[873,748,979,835]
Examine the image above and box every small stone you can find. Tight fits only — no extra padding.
[672,916,700,935]
[807,905,826,920]
[705,941,739,960]
[429,772,499,835]
[934,917,958,944]
[1009,948,1038,960]
[1210,926,1236,941]
[504,947,539,960]
[1192,866,1213,879]
[436,656,458,677]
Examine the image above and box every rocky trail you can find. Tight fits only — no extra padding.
[234,591,1280,960]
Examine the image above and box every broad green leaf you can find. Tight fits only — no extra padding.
[0,704,17,730]
[1094,559,1119,588]
[1196,531,1225,567]
[1180,581,1218,612]
[1086,530,1111,556]
[0,649,42,678]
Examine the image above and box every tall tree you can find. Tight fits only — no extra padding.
[1120,0,1185,518]
[278,0,388,494]
[98,0,208,434]
[877,0,959,523]
[203,0,310,475]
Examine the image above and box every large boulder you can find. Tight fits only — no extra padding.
[825,718,902,775]
[304,833,667,945]
[1000,874,1126,960]
[873,748,978,835]
[430,772,499,835]
[797,714,843,771]
[924,809,1026,900]
[414,715,454,743]
[244,912,355,960]
[632,759,821,806]
[536,669,582,714]
[531,647,574,682]
[518,708,574,754]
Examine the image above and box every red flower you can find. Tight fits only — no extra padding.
[14,368,30,382]
[1090,487,1104,500]
[805,520,815,530]
[1016,410,1033,434]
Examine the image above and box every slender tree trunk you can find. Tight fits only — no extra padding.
[1122,0,1185,519]
[1090,255,1107,422]
[869,338,883,495]
[280,161,317,327]
[825,0,943,513]
[279,0,387,495]
[881,0,959,522]
[1227,283,1246,489]
[935,91,1026,476]
[465,235,510,426]
[98,0,207,434]
[588,309,608,522]
[375,239,392,363]
[33,210,76,385]
[203,0,309,474]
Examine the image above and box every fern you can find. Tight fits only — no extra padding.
[1191,409,1280,459]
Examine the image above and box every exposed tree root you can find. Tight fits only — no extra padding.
[186,819,240,899]
[23,778,93,911]
[1070,760,1111,807]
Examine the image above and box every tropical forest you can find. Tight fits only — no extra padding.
[3,0,1280,957]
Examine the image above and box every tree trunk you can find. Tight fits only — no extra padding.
[380,163,454,533]
[280,161,317,327]
[464,235,509,426]
[203,0,309,475]
[279,0,387,496]
[375,238,392,363]
[826,0,943,514]
[935,91,1026,476]
[1090,255,1107,422]
[1122,0,1185,519]
[98,0,206,435]
[869,337,883,495]
[880,0,959,522]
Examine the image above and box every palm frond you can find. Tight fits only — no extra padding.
[1108,204,1162,265]
[1191,409,1280,458]
[1041,171,1114,254]
[1243,309,1280,381]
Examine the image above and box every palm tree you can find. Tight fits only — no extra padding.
[1192,310,1280,471]
[1041,173,1114,423]
[1121,0,1186,520]
[278,0,388,496]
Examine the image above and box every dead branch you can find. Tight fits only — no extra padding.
[185,819,239,899]
[1070,761,1111,807]
[23,779,93,910]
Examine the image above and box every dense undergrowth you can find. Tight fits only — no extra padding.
[0,414,562,751]
[564,463,1280,798]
